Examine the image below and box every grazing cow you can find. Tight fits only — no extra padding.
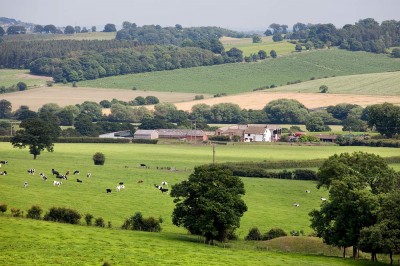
[77,179,83,183]
[52,169,59,176]
[87,173,91,178]
[155,184,168,193]
[119,182,124,185]
[27,168,35,175]
[0,171,7,175]
[0,160,8,164]
[106,188,112,193]
[65,170,70,176]
[56,174,67,180]
[305,190,311,193]
[116,184,125,191]
[140,163,146,168]
[73,170,80,175]
[53,180,62,187]
[24,181,28,188]
[293,203,300,207]
[161,181,168,186]
[321,197,327,201]
[137,180,143,184]
[39,173,47,181]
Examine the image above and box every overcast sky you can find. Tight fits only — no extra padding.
[2,0,400,31]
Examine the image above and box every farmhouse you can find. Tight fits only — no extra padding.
[157,129,208,141]
[134,130,159,140]
[216,124,281,142]
[316,134,338,143]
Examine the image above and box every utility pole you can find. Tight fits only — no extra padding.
[212,144,216,164]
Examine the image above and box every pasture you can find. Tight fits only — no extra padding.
[0,69,50,88]
[220,36,296,56]
[1,142,399,265]
[75,49,400,95]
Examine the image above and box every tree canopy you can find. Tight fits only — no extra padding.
[264,99,308,124]
[170,165,247,243]
[11,117,60,159]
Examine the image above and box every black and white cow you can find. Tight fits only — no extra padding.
[52,169,60,176]
[0,171,7,175]
[39,173,47,181]
[27,168,35,175]
[24,181,28,188]
[73,170,80,175]
[0,160,8,165]
[53,180,62,187]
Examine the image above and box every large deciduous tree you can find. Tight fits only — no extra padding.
[103,23,117,32]
[310,152,400,259]
[11,117,60,159]
[171,165,247,244]
[0,99,12,119]
[264,99,308,124]
[363,103,400,138]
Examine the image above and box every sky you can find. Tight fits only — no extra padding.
[1,0,400,31]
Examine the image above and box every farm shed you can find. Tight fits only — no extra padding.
[157,129,208,141]
[217,124,281,142]
[134,130,159,140]
[316,134,338,143]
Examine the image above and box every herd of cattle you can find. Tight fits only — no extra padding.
[292,190,328,207]
[1,161,170,195]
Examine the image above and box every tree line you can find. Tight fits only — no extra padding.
[1,98,400,138]
[265,18,400,54]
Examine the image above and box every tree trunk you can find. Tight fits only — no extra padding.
[352,246,358,259]
[343,247,346,258]
[390,251,393,265]
[33,154,37,159]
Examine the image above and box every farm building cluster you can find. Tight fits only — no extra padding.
[99,124,284,143]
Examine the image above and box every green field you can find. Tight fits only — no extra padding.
[0,69,49,88]
[221,36,297,56]
[1,142,399,265]
[269,71,400,95]
[76,49,400,95]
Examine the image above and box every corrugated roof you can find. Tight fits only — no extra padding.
[245,126,267,134]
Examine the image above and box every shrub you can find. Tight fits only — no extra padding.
[108,221,112,228]
[16,82,27,91]
[72,81,77,87]
[245,227,262,241]
[208,135,230,142]
[290,230,301,236]
[43,207,81,224]
[263,228,287,240]
[46,81,54,87]
[132,139,158,144]
[121,212,162,232]
[85,213,94,225]
[26,205,43,220]
[11,208,23,217]
[95,217,105,227]
[319,85,328,93]
[194,95,204,100]
[0,203,7,214]
[93,152,105,165]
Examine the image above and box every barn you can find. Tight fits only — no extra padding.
[134,130,159,140]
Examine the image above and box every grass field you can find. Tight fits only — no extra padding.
[221,36,296,56]
[76,49,400,95]
[1,142,399,265]
[0,69,50,88]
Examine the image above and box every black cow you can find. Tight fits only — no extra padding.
[73,170,80,175]
[119,182,124,185]
[140,163,146,168]
[106,188,112,193]
[77,179,83,183]
[56,174,67,180]
[52,169,60,176]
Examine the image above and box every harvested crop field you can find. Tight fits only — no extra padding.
[2,86,206,111]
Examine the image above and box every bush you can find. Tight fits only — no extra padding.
[17,82,27,91]
[85,213,94,225]
[0,203,7,214]
[132,139,158,144]
[26,205,43,220]
[72,81,77,87]
[208,135,230,142]
[263,228,287,240]
[108,221,112,228]
[46,81,54,87]
[194,95,204,100]
[121,212,162,232]
[245,227,262,240]
[93,152,105,165]
[11,208,23,217]
[43,207,81,224]
[95,217,105,227]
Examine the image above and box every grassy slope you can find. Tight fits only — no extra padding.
[0,217,382,266]
[268,71,400,95]
[1,32,116,42]
[0,69,50,88]
[0,142,398,265]
[76,49,400,95]
[221,36,296,56]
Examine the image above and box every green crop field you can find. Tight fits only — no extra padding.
[76,49,400,95]
[1,142,398,265]
[221,36,297,56]
[0,69,50,88]
[269,71,400,95]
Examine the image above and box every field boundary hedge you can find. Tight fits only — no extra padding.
[55,137,130,143]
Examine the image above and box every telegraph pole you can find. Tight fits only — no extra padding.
[212,144,216,164]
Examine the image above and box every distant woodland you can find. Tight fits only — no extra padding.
[0,18,399,83]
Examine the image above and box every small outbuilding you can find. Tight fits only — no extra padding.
[134,130,159,140]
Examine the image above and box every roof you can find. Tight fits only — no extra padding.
[134,130,157,135]
[157,129,205,137]
[317,134,338,140]
[244,126,267,134]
